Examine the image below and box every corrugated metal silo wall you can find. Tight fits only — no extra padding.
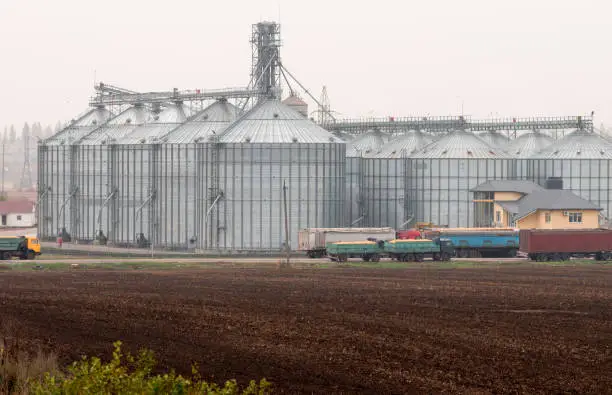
[37,144,76,240]
[110,144,155,246]
[214,143,345,251]
[523,158,612,221]
[405,158,518,227]
[361,157,405,229]
[72,145,112,241]
[345,157,361,226]
[156,143,204,250]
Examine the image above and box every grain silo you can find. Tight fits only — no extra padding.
[361,130,433,228]
[72,104,154,242]
[109,104,188,247]
[158,100,242,249]
[344,130,387,226]
[529,130,612,221]
[37,106,113,240]
[211,99,345,251]
[406,130,514,227]
[282,95,308,118]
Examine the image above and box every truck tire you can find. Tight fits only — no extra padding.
[370,254,380,262]
[507,249,517,258]
[26,250,35,260]
[415,253,425,262]
[362,255,371,262]
[2,252,11,260]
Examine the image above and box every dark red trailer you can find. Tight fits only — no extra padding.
[519,228,612,261]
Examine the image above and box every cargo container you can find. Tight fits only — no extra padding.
[520,229,612,261]
[423,228,519,258]
[298,227,396,258]
[0,236,41,260]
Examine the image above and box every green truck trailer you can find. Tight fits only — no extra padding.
[0,236,41,260]
[326,238,453,262]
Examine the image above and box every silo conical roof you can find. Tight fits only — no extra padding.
[347,130,387,157]
[410,130,509,158]
[366,130,434,158]
[531,130,612,158]
[219,99,342,144]
[477,130,510,148]
[507,132,554,157]
[45,107,113,145]
[116,104,189,144]
[77,105,154,145]
[165,100,242,143]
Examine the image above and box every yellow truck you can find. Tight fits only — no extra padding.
[0,236,41,260]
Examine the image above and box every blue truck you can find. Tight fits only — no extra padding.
[423,228,519,258]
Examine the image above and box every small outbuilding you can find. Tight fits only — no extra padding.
[0,200,36,228]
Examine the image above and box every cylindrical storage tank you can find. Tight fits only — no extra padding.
[72,104,153,242]
[213,99,345,252]
[530,130,612,222]
[159,100,241,250]
[344,130,387,226]
[509,131,554,180]
[112,104,188,248]
[406,130,513,228]
[37,107,112,241]
[361,130,433,228]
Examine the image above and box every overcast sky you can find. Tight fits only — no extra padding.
[0,0,610,129]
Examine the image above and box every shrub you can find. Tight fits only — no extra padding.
[29,341,271,395]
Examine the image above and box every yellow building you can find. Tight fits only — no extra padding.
[471,180,602,230]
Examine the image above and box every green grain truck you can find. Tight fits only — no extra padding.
[0,236,41,260]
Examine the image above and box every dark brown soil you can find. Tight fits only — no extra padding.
[0,265,611,394]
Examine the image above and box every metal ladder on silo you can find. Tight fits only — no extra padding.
[204,135,223,249]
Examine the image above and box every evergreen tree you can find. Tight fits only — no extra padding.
[44,124,53,137]
[22,122,30,140]
[9,125,16,142]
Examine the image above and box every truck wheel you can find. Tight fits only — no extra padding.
[507,249,517,258]
[415,253,425,262]
[26,251,35,260]
[339,254,348,262]
[441,252,451,261]
[371,254,380,263]
[0,252,9,260]
[362,255,371,262]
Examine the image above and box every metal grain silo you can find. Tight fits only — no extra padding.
[530,130,612,221]
[73,104,154,242]
[344,130,387,226]
[158,100,242,249]
[38,106,113,240]
[111,104,188,247]
[361,131,433,228]
[212,99,345,252]
[281,95,308,118]
[406,130,513,227]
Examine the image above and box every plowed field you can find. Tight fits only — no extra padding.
[1,265,610,394]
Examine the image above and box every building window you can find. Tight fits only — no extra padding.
[496,211,501,223]
[16,215,22,221]
[569,212,582,223]
[545,212,551,223]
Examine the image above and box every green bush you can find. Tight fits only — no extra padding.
[29,341,271,395]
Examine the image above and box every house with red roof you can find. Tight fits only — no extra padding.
[0,199,36,228]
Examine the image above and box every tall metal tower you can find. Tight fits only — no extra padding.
[317,86,333,124]
[250,22,282,101]
[20,131,32,189]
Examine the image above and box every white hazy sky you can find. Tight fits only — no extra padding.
[0,0,610,128]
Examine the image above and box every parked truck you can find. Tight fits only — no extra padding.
[326,238,453,262]
[298,227,396,258]
[0,236,41,260]
[519,229,612,261]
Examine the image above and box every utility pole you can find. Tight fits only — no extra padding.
[1,142,4,197]
[282,180,291,268]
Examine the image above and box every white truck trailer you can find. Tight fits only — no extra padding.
[298,227,396,258]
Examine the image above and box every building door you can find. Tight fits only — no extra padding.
[1,215,6,226]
